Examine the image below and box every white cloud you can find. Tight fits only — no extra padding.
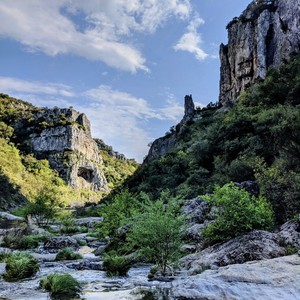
[0,77,74,97]
[0,77,184,161]
[174,16,208,60]
[0,0,192,72]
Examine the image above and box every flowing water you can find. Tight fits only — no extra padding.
[0,246,175,300]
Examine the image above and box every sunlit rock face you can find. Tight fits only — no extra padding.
[219,0,300,105]
[28,107,107,191]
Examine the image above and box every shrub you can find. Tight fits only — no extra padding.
[18,234,49,249]
[3,252,39,281]
[202,183,274,244]
[127,192,185,276]
[103,252,133,276]
[1,230,23,249]
[25,188,59,227]
[55,247,82,261]
[40,273,82,299]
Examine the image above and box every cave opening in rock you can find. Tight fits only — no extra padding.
[77,167,94,183]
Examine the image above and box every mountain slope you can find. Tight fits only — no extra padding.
[126,53,300,223]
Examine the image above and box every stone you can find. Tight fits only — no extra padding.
[9,105,108,192]
[234,180,260,197]
[219,0,300,105]
[278,221,300,249]
[44,236,79,252]
[74,217,103,228]
[180,230,285,274]
[173,255,300,300]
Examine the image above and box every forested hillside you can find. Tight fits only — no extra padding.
[127,53,300,223]
[0,94,138,208]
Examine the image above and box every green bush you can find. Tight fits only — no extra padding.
[96,190,140,238]
[103,252,133,276]
[60,225,88,234]
[55,247,82,261]
[3,252,39,281]
[25,188,59,227]
[202,183,275,244]
[127,192,185,276]
[1,231,23,249]
[40,273,82,299]
[18,234,49,249]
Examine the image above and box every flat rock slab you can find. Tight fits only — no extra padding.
[173,255,300,300]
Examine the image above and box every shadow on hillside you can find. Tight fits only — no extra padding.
[0,170,27,210]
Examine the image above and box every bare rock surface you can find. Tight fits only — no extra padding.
[220,0,300,105]
[174,255,300,300]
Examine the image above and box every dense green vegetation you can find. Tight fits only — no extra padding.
[103,252,134,276]
[100,150,138,190]
[40,273,82,299]
[202,183,274,244]
[127,53,300,223]
[3,252,39,281]
[0,93,137,209]
[127,195,185,275]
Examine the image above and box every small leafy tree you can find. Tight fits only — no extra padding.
[25,188,59,227]
[127,192,185,276]
[202,182,274,244]
[96,190,139,238]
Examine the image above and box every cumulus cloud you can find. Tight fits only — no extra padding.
[174,16,208,60]
[0,0,192,72]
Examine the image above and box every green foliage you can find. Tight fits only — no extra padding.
[202,183,274,244]
[55,248,82,261]
[127,193,185,275]
[40,273,82,299]
[18,234,49,249]
[3,252,39,281]
[127,53,300,223]
[59,215,88,234]
[96,190,140,238]
[103,252,134,276]
[25,188,59,226]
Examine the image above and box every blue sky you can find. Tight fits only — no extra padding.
[0,0,250,162]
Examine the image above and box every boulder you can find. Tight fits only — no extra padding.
[173,255,300,300]
[74,217,103,228]
[44,236,79,252]
[180,230,285,274]
[278,221,300,249]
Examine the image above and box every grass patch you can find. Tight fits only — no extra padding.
[55,247,82,261]
[3,252,39,281]
[103,252,133,276]
[40,273,82,299]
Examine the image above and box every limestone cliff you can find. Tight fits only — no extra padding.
[2,98,108,192]
[220,0,300,105]
[28,108,107,191]
[145,95,195,162]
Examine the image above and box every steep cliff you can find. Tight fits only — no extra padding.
[220,0,300,105]
[0,95,107,192]
[145,95,196,162]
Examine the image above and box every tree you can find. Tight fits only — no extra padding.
[127,192,185,275]
[202,182,274,244]
[25,188,59,226]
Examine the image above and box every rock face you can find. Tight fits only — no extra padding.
[220,0,300,105]
[174,255,300,300]
[15,107,107,191]
[145,95,195,162]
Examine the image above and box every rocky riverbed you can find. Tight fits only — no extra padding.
[0,211,299,300]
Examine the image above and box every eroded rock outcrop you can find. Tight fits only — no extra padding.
[12,106,107,191]
[145,95,195,162]
[220,0,300,105]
